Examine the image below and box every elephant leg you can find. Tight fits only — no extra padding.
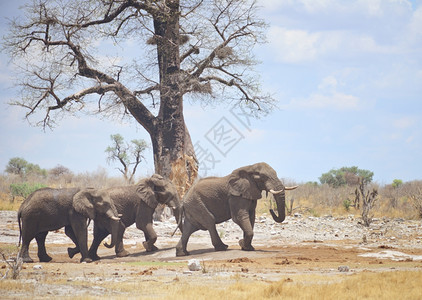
[88,224,110,261]
[176,218,198,257]
[113,223,129,258]
[18,242,33,263]
[233,212,255,251]
[18,228,34,263]
[65,226,80,259]
[138,223,158,252]
[71,220,92,263]
[190,208,227,252]
[230,198,256,251]
[209,225,228,252]
[35,231,52,262]
[245,202,257,248]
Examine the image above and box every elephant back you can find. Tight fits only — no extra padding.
[19,187,80,214]
[188,176,228,198]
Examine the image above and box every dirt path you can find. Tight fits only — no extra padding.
[1,210,422,298]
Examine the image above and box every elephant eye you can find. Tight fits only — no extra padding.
[154,186,165,192]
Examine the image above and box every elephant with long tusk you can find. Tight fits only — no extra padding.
[175,162,298,256]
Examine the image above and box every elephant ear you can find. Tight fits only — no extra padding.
[136,176,159,209]
[73,188,96,219]
[228,169,262,200]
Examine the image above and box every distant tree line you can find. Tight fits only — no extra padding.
[2,160,422,220]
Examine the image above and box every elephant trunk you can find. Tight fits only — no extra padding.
[168,199,183,234]
[269,191,286,223]
[104,209,122,249]
[268,183,298,223]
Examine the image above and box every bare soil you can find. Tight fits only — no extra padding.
[1,210,422,298]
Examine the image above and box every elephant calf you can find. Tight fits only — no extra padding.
[18,187,122,263]
[176,162,297,256]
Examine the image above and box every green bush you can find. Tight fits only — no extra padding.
[10,183,47,199]
[343,199,352,212]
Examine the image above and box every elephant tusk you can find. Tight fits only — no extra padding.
[269,189,283,195]
[111,216,120,221]
[285,185,298,191]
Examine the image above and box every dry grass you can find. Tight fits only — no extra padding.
[159,271,422,300]
[2,269,420,299]
[0,193,22,211]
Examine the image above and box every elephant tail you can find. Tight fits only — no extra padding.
[17,211,22,248]
[171,207,184,237]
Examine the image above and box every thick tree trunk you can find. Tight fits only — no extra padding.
[149,0,198,196]
[151,118,198,197]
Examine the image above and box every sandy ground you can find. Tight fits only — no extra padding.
[1,210,422,298]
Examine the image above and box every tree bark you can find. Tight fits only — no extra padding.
[149,1,197,196]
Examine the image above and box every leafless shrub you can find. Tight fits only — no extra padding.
[355,179,378,227]
[72,167,118,188]
[0,248,22,280]
[403,181,422,219]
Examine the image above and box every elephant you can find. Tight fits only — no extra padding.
[175,162,298,256]
[17,187,122,263]
[68,174,181,261]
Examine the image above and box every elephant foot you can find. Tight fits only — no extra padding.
[20,256,34,263]
[88,249,101,261]
[116,249,130,258]
[142,241,159,252]
[239,239,255,251]
[89,254,101,261]
[38,255,52,262]
[176,248,189,257]
[80,257,93,263]
[214,243,229,252]
[67,247,79,259]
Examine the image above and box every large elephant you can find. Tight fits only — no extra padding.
[175,162,297,256]
[68,174,181,261]
[18,187,121,263]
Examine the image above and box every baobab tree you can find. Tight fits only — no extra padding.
[3,0,273,195]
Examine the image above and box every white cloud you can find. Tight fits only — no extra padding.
[285,75,361,111]
[267,26,400,64]
[260,0,412,15]
[262,0,422,66]
[406,6,422,46]
[318,76,338,90]
[393,116,416,129]
[267,27,321,63]
[290,92,360,111]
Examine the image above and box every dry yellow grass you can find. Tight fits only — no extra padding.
[159,271,422,300]
[0,193,22,211]
[1,258,421,299]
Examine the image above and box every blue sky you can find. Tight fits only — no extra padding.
[1,0,421,184]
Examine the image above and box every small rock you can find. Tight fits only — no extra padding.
[33,265,42,270]
[338,265,349,272]
[188,259,201,271]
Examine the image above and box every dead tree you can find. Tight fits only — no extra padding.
[404,181,422,219]
[355,178,378,227]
